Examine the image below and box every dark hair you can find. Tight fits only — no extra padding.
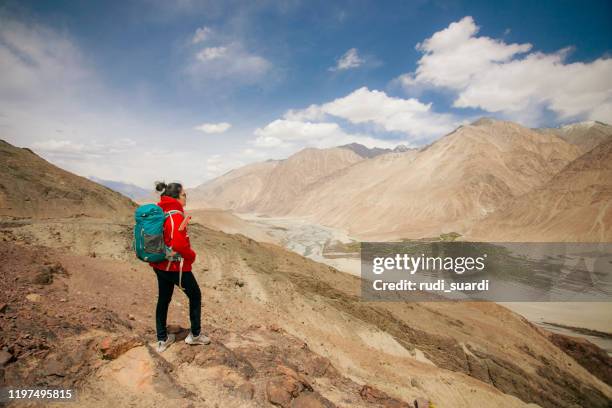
[155,181,183,199]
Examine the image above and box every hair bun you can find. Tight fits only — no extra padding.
[155,181,167,192]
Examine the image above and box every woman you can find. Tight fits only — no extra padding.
[150,181,210,352]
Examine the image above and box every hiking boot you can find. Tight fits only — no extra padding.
[185,332,210,345]
[157,333,175,353]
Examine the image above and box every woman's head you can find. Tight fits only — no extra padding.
[155,181,186,206]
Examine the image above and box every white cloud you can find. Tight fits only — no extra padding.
[31,138,136,159]
[330,48,364,71]
[194,122,231,133]
[192,26,211,44]
[284,87,459,139]
[186,41,271,84]
[196,46,227,60]
[0,19,94,103]
[400,16,612,124]
[0,16,216,187]
[253,119,399,149]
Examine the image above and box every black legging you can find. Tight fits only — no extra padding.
[154,268,201,341]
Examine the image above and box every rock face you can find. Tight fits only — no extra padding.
[359,384,414,407]
[546,332,612,386]
[470,138,612,241]
[98,336,143,360]
[0,139,136,219]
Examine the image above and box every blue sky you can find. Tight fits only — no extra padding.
[1,0,611,187]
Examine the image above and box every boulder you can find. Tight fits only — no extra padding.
[359,384,413,408]
[235,382,255,400]
[266,365,313,407]
[26,293,41,302]
[291,392,336,408]
[301,356,330,377]
[414,398,429,408]
[0,351,13,366]
[98,336,142,360]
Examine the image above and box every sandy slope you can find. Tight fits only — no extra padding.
[187,120,582,240]
[188,208,280,244]
[189,160,280,210]
[469,138,612,242]
[249,147,364,214]
[189,147,364,213]
[287,120,580,239]
[537,121,612,153]
[1,217,611,407]
[0,140,135,219]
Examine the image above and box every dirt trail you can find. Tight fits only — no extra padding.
[1,216,611,407]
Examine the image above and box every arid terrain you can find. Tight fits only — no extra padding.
[189,119,612,242]
[469,138,612,242]
[1,136,612,407]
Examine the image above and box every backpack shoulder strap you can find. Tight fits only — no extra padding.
[165,210,184,217]
[165,210,184,240]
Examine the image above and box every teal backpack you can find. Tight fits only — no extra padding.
[133,204,182,263]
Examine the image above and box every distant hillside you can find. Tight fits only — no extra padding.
[288,119,581,239]
[537,121,612,153]
[189,119,585,239]
[89,176,152,201]
[189,147,363,211]
[0,140,136,219]
[188,159,281,210]
[339,143,415,158]
[470,138,612,242]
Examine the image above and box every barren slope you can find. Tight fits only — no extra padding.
[289,119,581,239]
[0,140,136,219]
[189,160,280,210]
[1,217,611,407]
[537,121,612,153]
[189,147,364,213]
[469,138,612,242]
[250,147,363,214]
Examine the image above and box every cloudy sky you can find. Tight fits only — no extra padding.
[1,0,611,187]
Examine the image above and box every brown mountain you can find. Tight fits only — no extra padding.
[189,147,363,212]
[537,121,612,153]
[290,119,581,239]
[0,139,136,219]
[191,119,582,239]
[469,138,612,242]
[189,159,280,210]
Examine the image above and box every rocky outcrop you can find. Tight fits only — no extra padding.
[547,332,612,386]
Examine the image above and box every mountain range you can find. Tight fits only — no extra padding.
[188,119,612,241]
[88,176,152,202]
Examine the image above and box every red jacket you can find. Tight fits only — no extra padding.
[149,196,197,272]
